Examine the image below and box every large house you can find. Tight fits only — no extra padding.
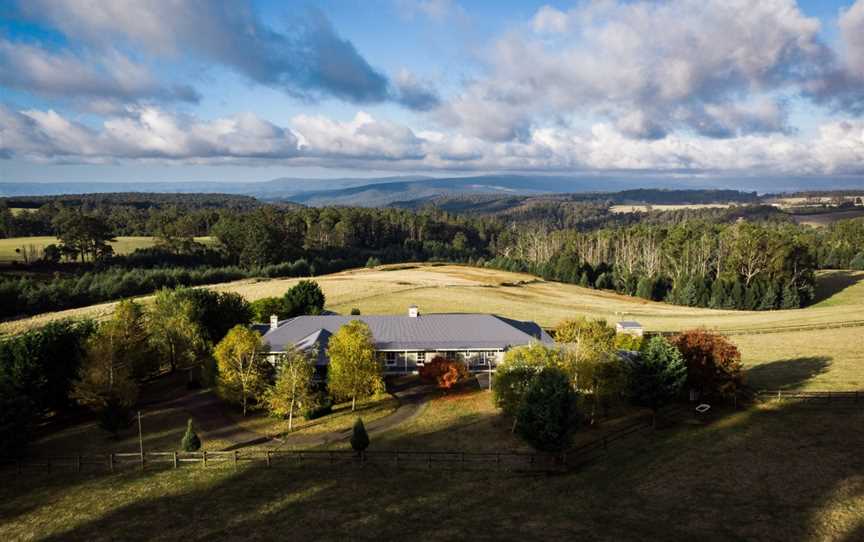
[259,306,553,376]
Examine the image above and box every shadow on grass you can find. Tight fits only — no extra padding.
[745,356,833,390]
[811,270,864,304]
[3,398,860,542]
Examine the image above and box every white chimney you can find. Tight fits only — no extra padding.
[270,314,279,330]
[408,305,419,318]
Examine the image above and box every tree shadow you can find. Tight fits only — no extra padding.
[811,270,864,304]
[5,398,862,541]
[745,356,833,390]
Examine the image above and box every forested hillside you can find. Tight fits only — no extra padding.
[1,192,862,319]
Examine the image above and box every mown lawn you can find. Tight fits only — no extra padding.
[3,401,862,541]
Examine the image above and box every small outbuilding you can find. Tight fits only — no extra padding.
[616,320,644,337]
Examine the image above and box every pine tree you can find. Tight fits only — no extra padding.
[759,281,780,310]
[350,418,370,455]
[579,271,591,288]
[781,282,801,309]
[636,276,654,300]
[709,279,727,309]
[180,418,201,451]
[730,281,745,309]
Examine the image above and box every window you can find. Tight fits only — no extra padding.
[417,352,427,365]
[384,352,397,366]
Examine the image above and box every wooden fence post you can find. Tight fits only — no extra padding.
[233,450,238,470]
[202,451,207,468]
[173,452,178,469]
[266,450,272,468]
[140,452,145,471]
[108,453,114,473]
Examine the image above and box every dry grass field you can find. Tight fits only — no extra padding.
[0,236,214,263]
[2,264,862,390]
[609,203,736,213]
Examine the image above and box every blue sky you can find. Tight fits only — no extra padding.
[1,0,863,183]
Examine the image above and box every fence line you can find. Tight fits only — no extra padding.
[754,389,864,404]
[646,319,864,338]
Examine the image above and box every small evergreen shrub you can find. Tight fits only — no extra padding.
[350,418,370,453]
[180,418,202,452]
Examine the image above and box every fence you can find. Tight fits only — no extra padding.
[3,448,568,475]
[647,319,864,338]
[754,390,864,404]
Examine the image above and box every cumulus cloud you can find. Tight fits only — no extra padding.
[0,105,300,162]
[840,0,864,77]
[292,112,426,161]
[13,0,428,108]
[3,105,863,175]
[392,70,441,111]
[439,0,862,141]
[0,40,198,104]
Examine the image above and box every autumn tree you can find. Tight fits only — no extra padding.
[263,346,314,431]
[214,325,270,416]
[147,289,206,372]
[418,356,469,389]
[327,320,383,411]
[672,329,743,398]
[72,325,141,435]
[628,336,687,426]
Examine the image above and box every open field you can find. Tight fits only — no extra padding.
[3,400,862,541]
[609,203,735,213]
[0,236,215,263]
[790,208,864,227]
[3,264,862,390]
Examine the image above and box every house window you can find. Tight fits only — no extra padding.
[384,352,397,366]
[417,352,427,365]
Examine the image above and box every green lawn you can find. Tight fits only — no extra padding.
[4,401,862,541]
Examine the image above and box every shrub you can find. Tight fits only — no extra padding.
[515,368,576,451]
[418,356,469,389]
[350,308,361,315]
[303,394,333,420]
[365,256,382,268]
[98,397,133,437]
[180,418,202,452]
[851,252,864,270]
[350,418,370,453]
[614,333,644,351]
[629,336,687,424]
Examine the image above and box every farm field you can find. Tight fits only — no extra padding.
[3,400,862,541]
[609,203,735,213]
[2,264,862,390]
[0,236,215,263]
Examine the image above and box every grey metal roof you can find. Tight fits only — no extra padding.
[617,321,643,328]
[261,314,552,364]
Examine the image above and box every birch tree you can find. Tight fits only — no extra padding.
[214,325,269,416]
[264,346,314,430]
[327,321,383,411]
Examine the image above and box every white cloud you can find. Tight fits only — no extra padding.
[437,0,851,141]
[839,0,864,77]
[3,105,863,175]
[0,39,198,103]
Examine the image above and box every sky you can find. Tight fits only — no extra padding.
[0,0,863,183]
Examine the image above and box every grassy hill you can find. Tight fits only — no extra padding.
[2,264,862,390]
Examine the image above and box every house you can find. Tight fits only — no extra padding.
[259,306,553,376]
[615,320,644,337]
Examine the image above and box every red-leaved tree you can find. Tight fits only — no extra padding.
[672,329,744,398]
[419,356,469,389]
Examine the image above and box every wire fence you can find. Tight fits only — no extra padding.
[754,389,864,404]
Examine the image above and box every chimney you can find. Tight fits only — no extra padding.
[408,305,419,318]
[270,315,279,330]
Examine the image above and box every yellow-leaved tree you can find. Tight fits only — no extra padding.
[327,320,383,411]
[214,325,269,416]
[263,346,314,431]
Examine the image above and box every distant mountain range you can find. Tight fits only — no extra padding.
[2,174,863,206]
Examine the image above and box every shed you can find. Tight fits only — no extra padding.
[616,320,644,337]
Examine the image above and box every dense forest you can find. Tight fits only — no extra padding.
[1,192,863,319]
